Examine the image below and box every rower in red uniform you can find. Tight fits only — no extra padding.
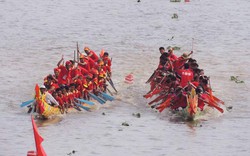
[101,52,112,75]
[170,87,187,110]
[173,51,193,72]
[53,67,60,83]
[168,48,178,62]
[43,75,59,93]
[84,47,99,62]
[78,54,90,71]
[178,63,194,88]
[57,55,72,86]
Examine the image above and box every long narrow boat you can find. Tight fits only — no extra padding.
[144,49,224,121]
[33,84,96,119]
[21,45,116,120]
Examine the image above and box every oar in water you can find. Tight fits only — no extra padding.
[20,99,35,107]
[99,91,114,101]
[156,98,172,113]
[75,98,95,105]
[73,105,82,111]
[106,87,113,96]
[148,94,167,105]
[75,103,91,111]
[146,70,156,83]
[27,105,33,113]
[88,92,106,104]
[106,73,118,93]
[107,78,118,93]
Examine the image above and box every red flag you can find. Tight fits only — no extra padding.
[35,84,45,114]
[31,116,47,156]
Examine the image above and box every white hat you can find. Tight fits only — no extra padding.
[40,85,46,89]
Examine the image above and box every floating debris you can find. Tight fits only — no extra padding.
[102,112,106,115]
[226,106,233,111]
[167,36,174,40]
[170,0,181,2]
[172,13,178,19]
[67,150,77,155]
[137,0,141,2]
[132,113,141,118]
[122,122,129,126]
[167,46,181,51]
[230,76,244,83]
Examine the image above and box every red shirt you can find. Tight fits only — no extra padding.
[62,94,70,104]
[88,50,99,62]
[55,96,64,106]
[173,57,187,71]
[87,57,96,69]
[58,65,71,85]
[78,66,89,76]
[169,53,178,62]
[102,57,112,67]
[78,61,90,71]
[179,69,194,87]
[171,94,187,109]
[67,91,74,103]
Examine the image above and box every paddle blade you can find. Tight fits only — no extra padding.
[75,98,95,105]
[143,88,161,99]
[156,98,172,113]
[212,95,225,105]
[100,92,114,101]
[75,103,90,111]
[89,92,106,104]
[20,99,35,107]
[200,94,224,113]
[148,94,166,105]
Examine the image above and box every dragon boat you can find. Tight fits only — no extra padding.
[23,84,98,120]
[144,52,224,121]
[20,45,116,120]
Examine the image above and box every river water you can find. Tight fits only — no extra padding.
[1,0,250,155]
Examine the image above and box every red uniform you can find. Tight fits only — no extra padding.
[168,53,178,62]
[171,93,187,109]
[58,65,71,85]
[78,66,89,76]
[88,50,99,62]
[55,96,64,106]
[78,61,90,72]
[87,57,96,69]
[178,69,194,87]
[62,93,70,104]
[173,57,187,71]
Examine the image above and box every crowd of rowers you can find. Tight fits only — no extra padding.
[37,47,112,113]
[144,47,224,113]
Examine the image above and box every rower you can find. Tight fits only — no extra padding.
[84,47,99,62]
[173,51,193,72]
[168,48,178,62]
[177,63,194,88]
[57,55,72,86]
[101,52,112,76]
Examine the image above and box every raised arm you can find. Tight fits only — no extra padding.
[57,55,64,67]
